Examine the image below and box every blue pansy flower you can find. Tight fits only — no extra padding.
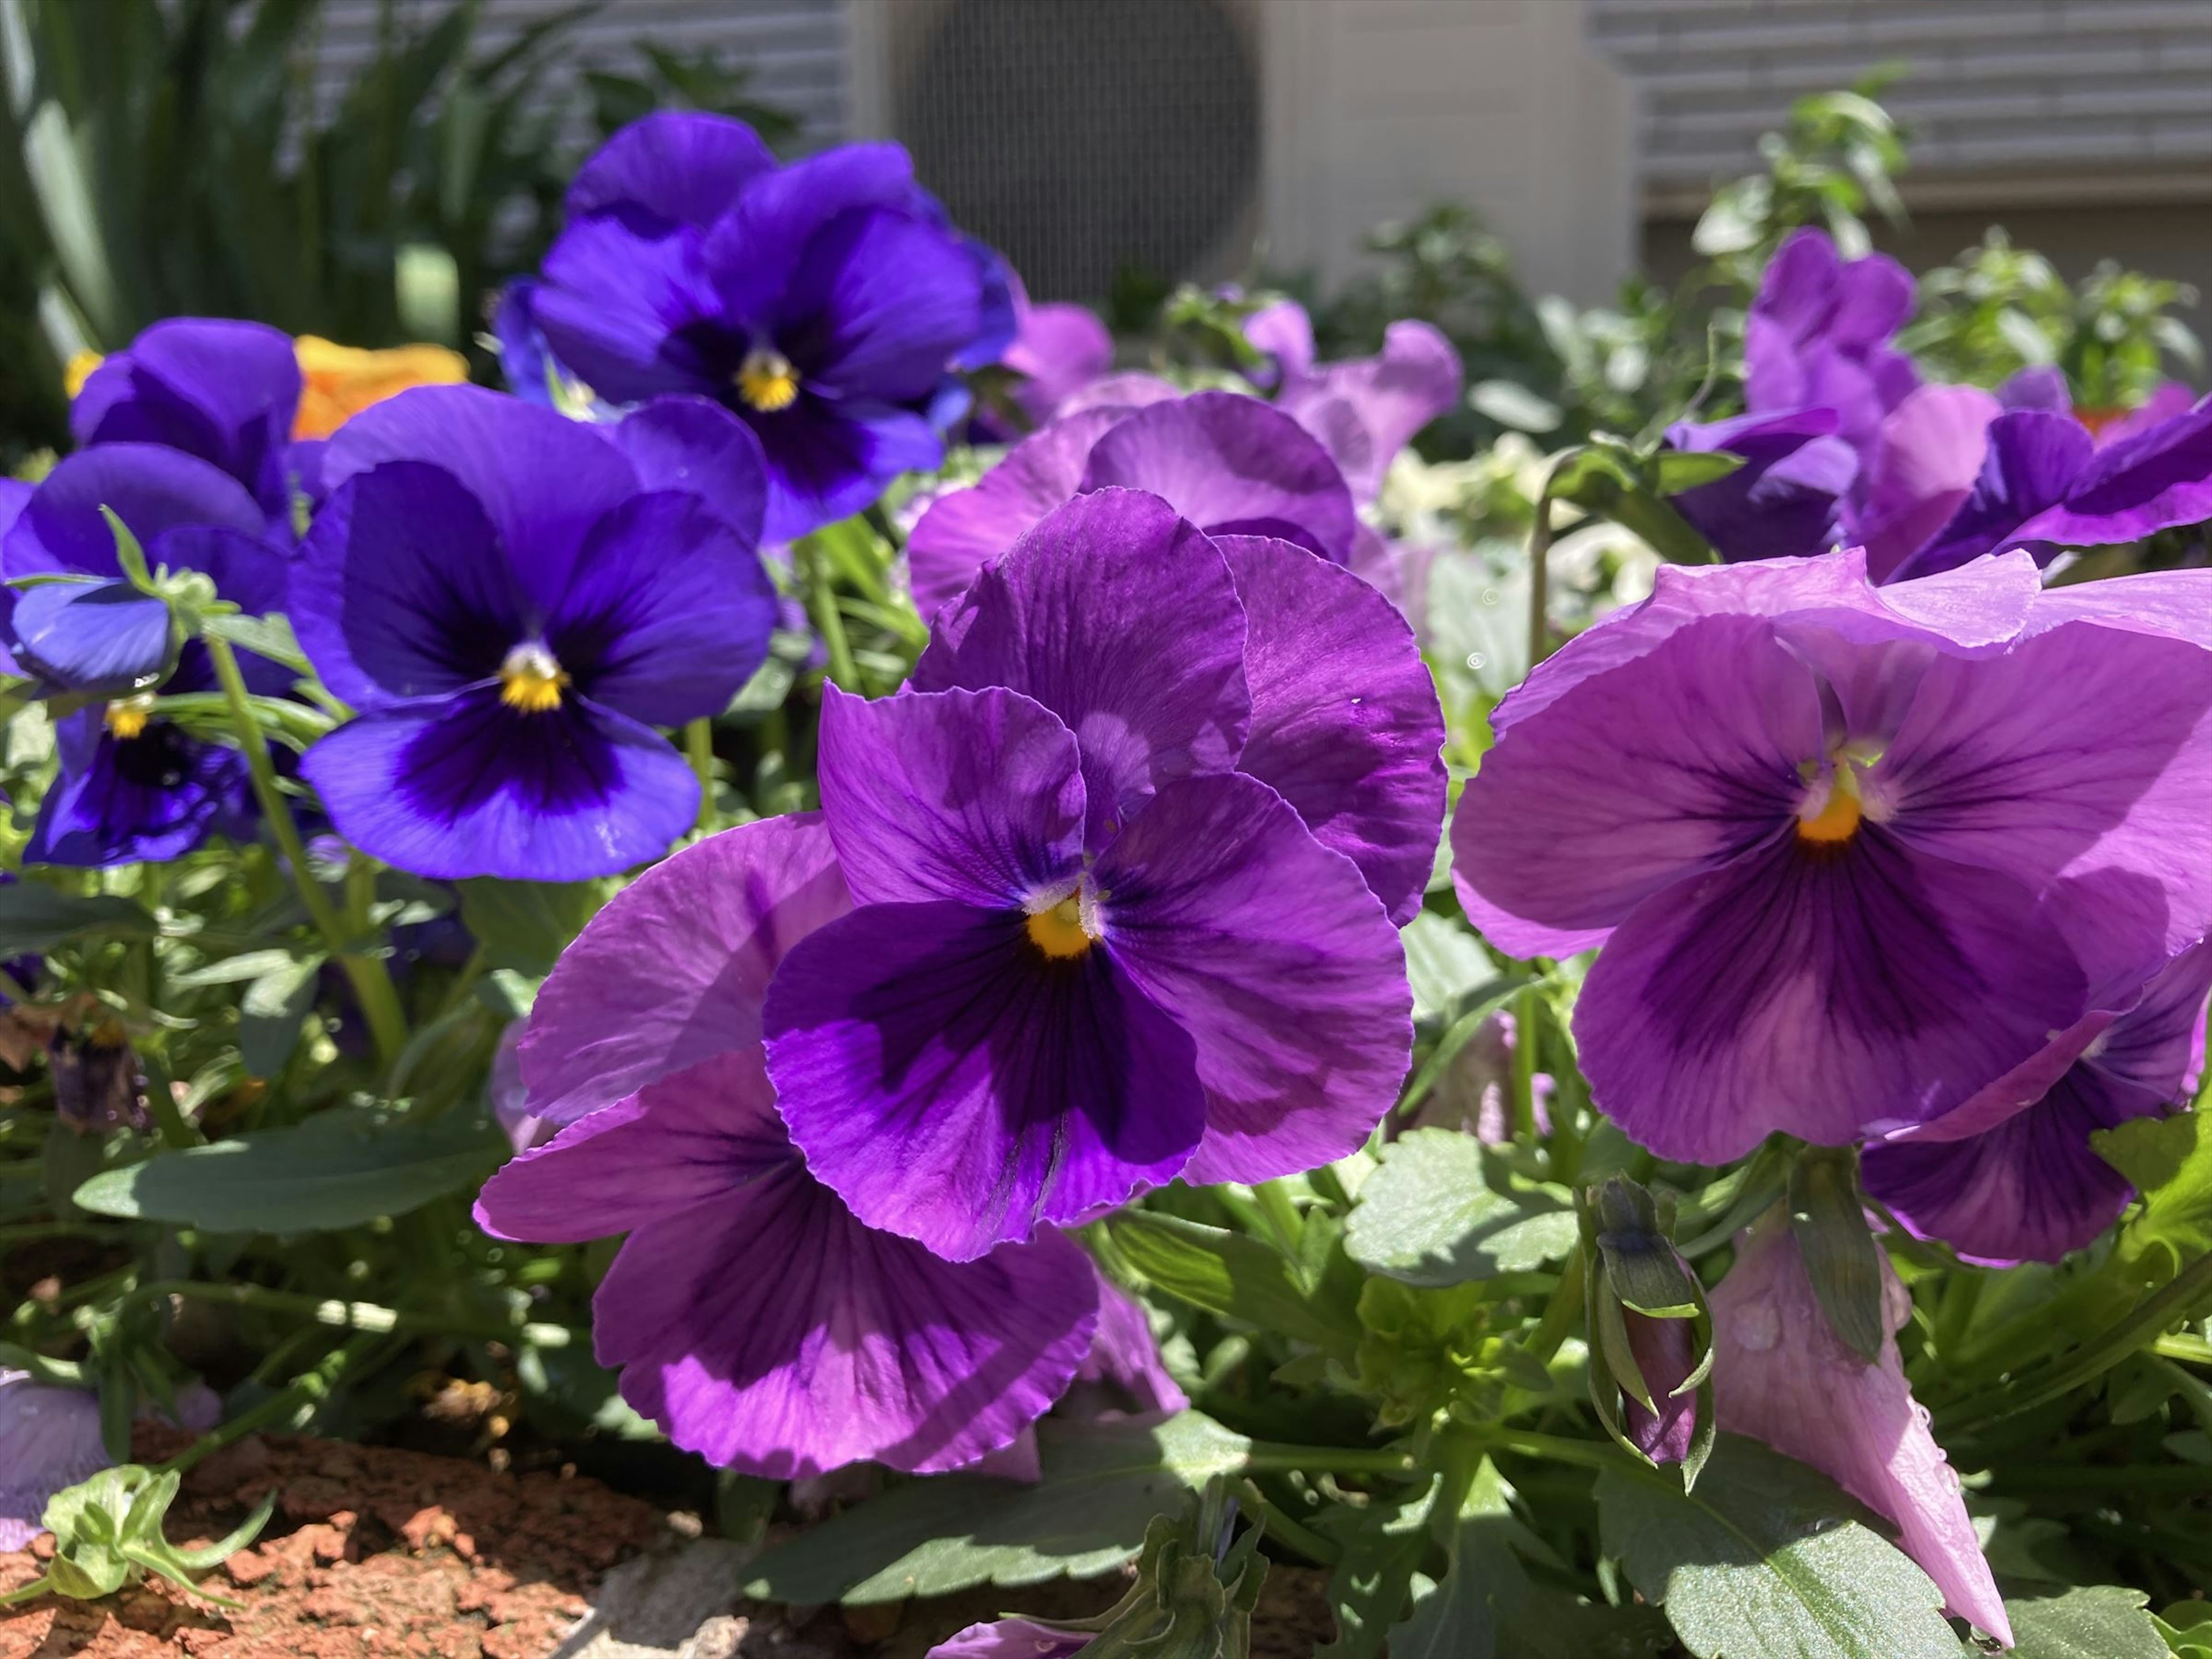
[291,385,778,881]
[504,112,1014,543]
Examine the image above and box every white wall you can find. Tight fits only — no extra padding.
[1259,0,1637,306]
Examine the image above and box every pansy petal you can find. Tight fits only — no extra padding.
[292,461,518,707]
[702,142,921,323]
[756,396,943,545]
[321,387,645,609]
[1861,1068,2165,1265]
[8,581,174,695]
[1077,391,1359,563]
[547,490,777,726]
[609,396,769,546]
[1710,1216,2010,1643]
[1059,372,1181,415]
[2015,393,2212,550]
[71,317,301,504]
[533,215,723,404]
[1097,771,1412,1185]
[926,1622,1090,1659]
[0,1373,109,1552]
[1244,298,1316,380]
[1665,407,1855,564]
[905,406,1122,617]
[1576,831,2089,1162]
[816,684,1084,908]
[916,488,1251,847]
[564,110,778,226]
[1893,409,2090,579]
[799,208,991,404]
[1453,615,1822,957]
[1214,535,1445,924]
[301,688,696,882]
[520,815,851,1124]
[5,445,265,578]
[1850,385,2000,581]
[1876,620,2212,961]
[26,715,247,868]
[1003,291,1113,426]
[767,900,1207,1260]
[1275,320,1463,501]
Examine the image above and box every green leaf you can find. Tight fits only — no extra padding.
[1467,380,1562,434]
[1652,450,1748,494]
[2004,1586,2165,1659]
[740,1411,1250,1605]
[238,953,324,1078]
[457,877,605,976]
[0,882,159,955]
[1316,1476,1438,1659]
[1345,1130,1577,1287]
[1401,912,1493,1025]
[200,612,308,672]
[2094,1112,2212,1276]
[1108,1211,1359,1359]
[1597,1436,1960,1659]
[72,1105,504,1233]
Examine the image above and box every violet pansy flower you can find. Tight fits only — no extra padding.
[2,445,294,867]
[1744,228,1919,455]
[927,1622,1090,1659]
[514,111,1013,543]
[1709,1213,2011,1645]
[479,815,1097,1478]
[1256,303,1464,502]
[1863,941,2212,1264]
[292,386,776,882]
[0,1371,108,1551]
[986,271,1114,436]
[1451,550,2212,1164]
[1662,407,1857,563]
[765,490,1426,1260]
[906,389,1359,618]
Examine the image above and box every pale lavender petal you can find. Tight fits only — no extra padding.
[1893,410,2092,579]
[1274,320,1463,501]
[767,900,1207,1260]
[927,1620,1090,1659]
[1244,298,1316,379]
[1215,535,1444,925]
[1452,615,1824,958]
[916,488,1251,847]
[1849,385,2000,582]
[1057,372,1180,415]
[1710,1216,2010,1643]
[1097,772,1412,1185]
[1081,1272,1188,1415]
[518,815,851,1125]
[816,683,1084,907]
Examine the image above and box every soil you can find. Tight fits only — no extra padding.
[0,1429,1336,1659]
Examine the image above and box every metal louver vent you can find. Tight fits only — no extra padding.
[894,0,1260,302]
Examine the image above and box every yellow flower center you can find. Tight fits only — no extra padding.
[736,347,800,413]
[499,643,570,714]
[1796,766,1864,845]
[104,696,156,740]
[1024,893,1093,960]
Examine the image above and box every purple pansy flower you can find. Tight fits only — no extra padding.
[0,1372,107,1551]
[763,490,1424,1260]
[1710,1213,2010,1645]
[987,271,1114,436]
[1862,942,2212,1264]
[2,445,294,867]
[513,111,1014,543]
[69,317,306,526]
[1255,303,1464,502]
[1744,228,1919,456]
[927,1621,1090,1659]
[1451,550,2212,1164]
[1663,407,1857,563]
[906,390,1359,618]
[479,815,1098,1478]
[291,386,777,882]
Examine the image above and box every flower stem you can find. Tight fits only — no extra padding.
[131,1278,581,1349]
[1525,1241,1585,1366]
[204,635,407,1071]
[156,1331,385,1476]
[1236,1479,1340,1565]
[802,540,861,690]
[1463,1425,1631,1472]
[685,717,716,829]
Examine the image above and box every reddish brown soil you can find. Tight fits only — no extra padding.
[0,1429,1336,1659]
[0,1426,663,1658]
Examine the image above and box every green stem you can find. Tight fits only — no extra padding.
[130,1279,580,1350]
[1525,1242,1585,1366]
[685,717,716,829]
[1241,1441,1416,1478]
[1509,987,1541,1140]
[1463,1425,1630,1472]
[136,1046,199,1149]
[1527,461,1566,666]
[1938,1251,2212,1432]
[804,541,861,690]
[204,634,407,1070]
[1236,1479,1339,1565]
[2156,1332,2212,1367]
[157,1332,384,1476]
